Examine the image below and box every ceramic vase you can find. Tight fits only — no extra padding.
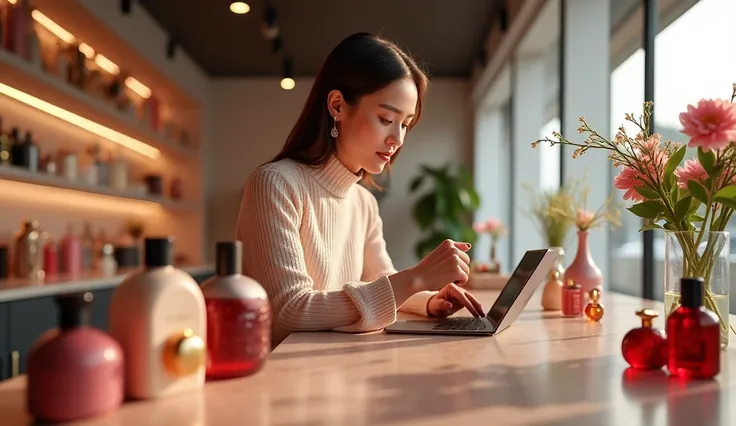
[563,231,602,294]
[541,248,565,310]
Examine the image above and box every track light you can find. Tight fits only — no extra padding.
[497,0,509,32]
[280,58,295,91]
[121,0,133,15]
[261,7,279,40]
[271,36,283,54]
[166,37,177,60]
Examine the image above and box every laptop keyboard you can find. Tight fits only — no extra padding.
[432,317,487,331]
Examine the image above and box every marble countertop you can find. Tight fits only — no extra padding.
[1,290,734,425]
[0,264,214,302]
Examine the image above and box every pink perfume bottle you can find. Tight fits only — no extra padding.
[26,292,124,423]
[202,241,271,380]
[60,224,81,276]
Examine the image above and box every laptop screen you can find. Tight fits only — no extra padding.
[485,249,548,325]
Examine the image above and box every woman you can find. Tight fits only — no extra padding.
[236,33,485,348]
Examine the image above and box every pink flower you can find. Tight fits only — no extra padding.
[577,209,594,228]
[674,158,708,189]
[613,166,646,202]
[679,99,736,151]
[473,222,488,233]
[485,218,502,233]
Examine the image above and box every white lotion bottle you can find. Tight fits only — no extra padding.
[109,237,206,399]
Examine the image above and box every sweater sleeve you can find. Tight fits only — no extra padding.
[236,169,397,334]
[360,189,436,317]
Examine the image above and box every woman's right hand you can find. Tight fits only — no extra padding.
[409,239,472,291]
[389,239,472,306]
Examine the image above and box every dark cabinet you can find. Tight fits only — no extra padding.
[0,304,7,381]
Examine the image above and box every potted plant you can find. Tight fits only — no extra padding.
[408,163,480,259]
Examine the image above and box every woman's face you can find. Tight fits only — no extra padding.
[329,77,418,175]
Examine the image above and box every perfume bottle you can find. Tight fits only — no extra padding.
[561,279,583,317]
[109,237,207,399]
[201,241,271,380]
[99,244,117,276]
[13,220,44,280]
[26,292,124,423]
[584,288,605,322]
[666,277,720,379]
[622,309,667,370]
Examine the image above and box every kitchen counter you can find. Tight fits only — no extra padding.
[0,290,734,425]
[0,264,214,302]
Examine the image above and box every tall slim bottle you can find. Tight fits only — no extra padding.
[108,237,206,399]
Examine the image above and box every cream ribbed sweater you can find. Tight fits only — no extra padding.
[236,155,435,347]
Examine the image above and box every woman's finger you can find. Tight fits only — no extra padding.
[449,286,480,317]
[453,247,471,265]
[464,291,485,317]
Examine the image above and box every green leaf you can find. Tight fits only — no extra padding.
[691,215,705,222]
[627,201,666,219]
[687,196,702,216]
[634,186,661,200]
[412,193,437,228]
[408,175,424,192]
[714,197,736,211]
[714,184,736,200]
[674,196,692,223]
[664,171,676,192]
[698,148,717,175]
[687,180,709,204]
[664,145,687,177]
[640,223,664,231]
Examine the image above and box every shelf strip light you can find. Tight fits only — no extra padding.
[0,82,161,159]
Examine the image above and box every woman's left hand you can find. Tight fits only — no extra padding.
[427,284,485,318]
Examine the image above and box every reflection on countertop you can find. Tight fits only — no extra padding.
[0,264,214,302]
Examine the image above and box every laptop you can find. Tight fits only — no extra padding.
[384,248,560,336]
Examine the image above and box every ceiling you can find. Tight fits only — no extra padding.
[138,0,498,78]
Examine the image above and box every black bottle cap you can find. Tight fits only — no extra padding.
[216,241,242,276]
[144,236,174,267]
[681,277,704,308]
[55,292,93,330]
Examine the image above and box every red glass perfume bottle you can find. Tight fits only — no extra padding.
[201,241,271,380]
[666,277,720,379]
[561,279,583,317]
[622,309,667,370]
[584,288,605,322]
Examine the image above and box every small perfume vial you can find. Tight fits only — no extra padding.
[666,277,720,379]
[561,280,583,317]
[584,288,605,322]
[622,309,667,370]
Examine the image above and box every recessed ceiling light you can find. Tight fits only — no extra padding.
[280,78,295,91]
[230,2,250,14]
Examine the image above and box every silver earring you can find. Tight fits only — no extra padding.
[330,117,339,138]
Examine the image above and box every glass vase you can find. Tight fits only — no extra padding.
[664,230,730,349]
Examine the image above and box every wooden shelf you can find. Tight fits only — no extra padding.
[0,165,196,211]
[0,50,198,159]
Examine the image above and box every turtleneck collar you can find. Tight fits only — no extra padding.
[304,155,362,197]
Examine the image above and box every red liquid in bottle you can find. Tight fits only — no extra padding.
[561,281,583,317]
[621,309,667,370]
[205,297,271,380]
[666,278,720,379]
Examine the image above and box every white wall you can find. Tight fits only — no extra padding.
[208,78,473,269]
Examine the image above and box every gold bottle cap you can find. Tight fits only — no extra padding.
[636,308,659,328]
[588,288,601,302]
[161,329,206,377]
[566,279,579,288]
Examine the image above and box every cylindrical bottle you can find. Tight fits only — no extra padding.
[13,220,44,280]
[26,292,124,423]
[43,240,58,277]
[666,277,720,379]
[201,241,271,380]
[109,236,207,399]
[99,244,117,277]
[561,279,583,317]
[60,225,81,276]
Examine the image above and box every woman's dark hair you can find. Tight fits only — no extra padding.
[272,32,429,187]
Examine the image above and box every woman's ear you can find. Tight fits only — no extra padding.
[326,90,344,120]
